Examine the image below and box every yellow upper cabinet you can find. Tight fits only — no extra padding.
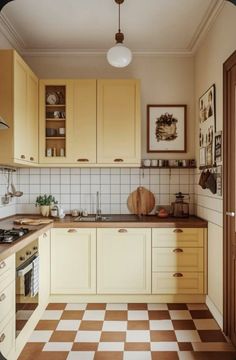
[71,80,97,164]
[0,50,39,166]
[97,79,141,166]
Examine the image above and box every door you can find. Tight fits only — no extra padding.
[97,228,151,294]
[223,50,236,346]
[71,80,97,164]
[97,79,141,166]
[51,228,96,294]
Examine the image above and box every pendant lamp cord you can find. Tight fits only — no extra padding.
[118,2,121,33]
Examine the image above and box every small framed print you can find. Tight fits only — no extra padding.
[200,147,206,166]
[215,131,222,163]
[216,165,222,196]
[147,105,186,153]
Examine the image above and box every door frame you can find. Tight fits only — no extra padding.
[223,49,236,337]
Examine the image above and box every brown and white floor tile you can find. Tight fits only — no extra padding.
[18,303,236,360]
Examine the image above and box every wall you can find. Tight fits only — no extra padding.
[16,167,195,216]
[24,54,195,160]
[194,2,236,323]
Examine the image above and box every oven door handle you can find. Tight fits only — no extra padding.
[17,262,33,277]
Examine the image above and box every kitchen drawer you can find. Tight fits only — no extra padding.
[152,272,204,294]
[0,255,15,280]
[0,315,15,358]
[152,247,204,272]
[152,228,204,248]
[0,281,15,325]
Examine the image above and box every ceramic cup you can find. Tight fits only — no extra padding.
[151,159,158,167]
[182,160,189,167]
[143,159,151,167]
[58,127,65,135]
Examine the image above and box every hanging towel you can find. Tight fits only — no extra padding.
[30,256,39,297]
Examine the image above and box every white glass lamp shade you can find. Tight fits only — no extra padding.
[107,43,132,68]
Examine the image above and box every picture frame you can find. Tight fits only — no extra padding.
[215,131,222,163]
[199,84,216,167]
[147,105,186,153]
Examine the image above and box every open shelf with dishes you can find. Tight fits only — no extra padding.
[44,85,66,158]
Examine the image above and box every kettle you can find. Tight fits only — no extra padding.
[171,192,189,218]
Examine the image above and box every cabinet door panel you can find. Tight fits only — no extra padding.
[27,70,38,163]
[152,272,204,294]
[97,228,151,294]
[14,55,28,161]
[97,80,141,165]
[152,228,204,248]
[71,80,96,164]
[152,247,204,272]
[51,229,96,294]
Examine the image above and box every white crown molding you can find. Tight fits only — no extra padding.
[189,0,225,53]
[0,0,225,57]
[0,13,25,51]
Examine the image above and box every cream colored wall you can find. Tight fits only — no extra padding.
[195,2,236,317]
[24,54,195,160]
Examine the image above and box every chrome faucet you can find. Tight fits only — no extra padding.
[96,191,102,220]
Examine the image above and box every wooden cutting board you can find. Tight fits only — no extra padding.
[127,186,155,215]
[14,218,53,226]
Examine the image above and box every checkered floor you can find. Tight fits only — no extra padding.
[18,303,236,360]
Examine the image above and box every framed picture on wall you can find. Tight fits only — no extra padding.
[147,105,186,152]
[215,131,222,163]
[199,84,216,167]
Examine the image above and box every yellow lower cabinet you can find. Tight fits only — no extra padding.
[97,228,151,294]
[152,228,204,248]
[152,272,204,294]
[51,229,96,294]
[0,315,15,359]
[152,247,204,272]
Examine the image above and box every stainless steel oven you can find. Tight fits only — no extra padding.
[15,240,39,337]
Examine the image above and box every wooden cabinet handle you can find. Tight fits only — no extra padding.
[68,229,78,233]
[173,248,183,253]
[30,157,34,161]
[0,261,6,270]
[21,155,25,159]
[0,333,5,343]
[114,158,124,162]
[173,272,183,277]
[118,229,127,233]
[0,293,6,302]
[77,158,89,162]
[173,229,183,233]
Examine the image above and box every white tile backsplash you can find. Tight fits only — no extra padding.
[1,167,194,216]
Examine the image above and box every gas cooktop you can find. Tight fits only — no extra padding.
[0,228,31,244]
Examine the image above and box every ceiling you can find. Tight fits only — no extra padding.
[0,0,224,55]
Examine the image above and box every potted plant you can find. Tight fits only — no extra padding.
[35,194,57,217]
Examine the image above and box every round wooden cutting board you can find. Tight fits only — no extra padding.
[127,186,155,215]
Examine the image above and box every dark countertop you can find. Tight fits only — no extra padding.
[0,214,207,261]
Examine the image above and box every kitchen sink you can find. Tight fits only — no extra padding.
[73,214,140,222]
[74,216,111,222]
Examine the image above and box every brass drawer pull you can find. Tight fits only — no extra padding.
[0,261,6,270]
[0,333,5,343]
[30,157,34,161]
[114,158,124,162]
[26,251,32,256]
[173,248,183,253]
[77,158,89,162]
[173,272,183,277]
[118,229,127,233]
[0,293,6,302]
[173,229,183,233]
[68,229,78,233]
[21,155,25,159]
